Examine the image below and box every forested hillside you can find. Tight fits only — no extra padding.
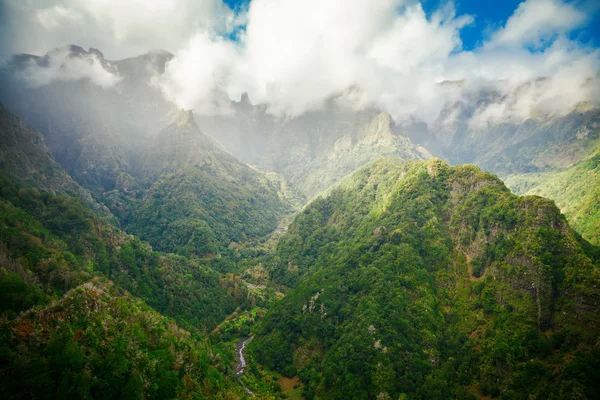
[251,158,600,399]
[0,279,245,399]
[0,173,247,331]
[2,0,600,397]
[506,148,600,246]
[129,110,304,256]
[0,130,267,399]
[0,104,113,220]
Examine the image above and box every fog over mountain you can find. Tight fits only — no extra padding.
[1,1,600,399]
[2,0,599,123]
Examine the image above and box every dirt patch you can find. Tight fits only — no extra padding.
[278,375,302,392]
[467,262,482,282]
[465,253,482,282]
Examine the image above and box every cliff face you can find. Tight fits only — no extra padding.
[252,158,600,399]
[202,101,423,199]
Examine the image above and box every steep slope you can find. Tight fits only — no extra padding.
[0,175,245,332]
[0,103,112,219]
[0,46,176,203]
[251,158,600,399]
[1,49,304,250]
[0,279,245,399]
[129,110,304,256]
[274,110,423,198]
[428,86,600,175]
[197,95,424,198]
[505,148,600,245]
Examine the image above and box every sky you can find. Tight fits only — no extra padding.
[1,0,599,122]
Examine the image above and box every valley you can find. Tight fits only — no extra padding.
[1,8,600,398]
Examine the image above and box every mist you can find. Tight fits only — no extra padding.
[1,0,599,127]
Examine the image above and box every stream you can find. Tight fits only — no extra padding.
[236,336,254,396]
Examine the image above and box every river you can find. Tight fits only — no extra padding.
[236,336,254,396]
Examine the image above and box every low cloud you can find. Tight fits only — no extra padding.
[153,0,599,124]
[0,0,236,59]
[16,47,121,88]
[2,0,599,125]
[151,32,238,115]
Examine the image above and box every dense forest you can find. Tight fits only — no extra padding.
[0,27,599,398]
[1,279,245,399]
[506,148,600,245]
[251,158,600,399]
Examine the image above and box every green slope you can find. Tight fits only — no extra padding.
[129,112,304,257]
[251,158,600,399]
[0,103,114,221]
[505,149,600,245]
[0,279,244,399]
[0,174,245,332]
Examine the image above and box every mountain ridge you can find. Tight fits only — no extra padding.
[251,157,600,399]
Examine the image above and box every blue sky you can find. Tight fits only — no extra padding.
[446,0,600,49]
[222,0,600,51]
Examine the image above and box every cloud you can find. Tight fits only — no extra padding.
[157,0,476,119]
[487,0,586,49]
[16,47,121,88]
[154,0,598,124]
[0,0,236,59]
[35,5,84,30]
[1,0,599,124]
[152,32,238,115]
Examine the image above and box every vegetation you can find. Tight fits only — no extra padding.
[2,93,600,399]
[0,172,251,397]
[130,163,301,258]
[0,279,244,399]
[0,103,113,221]
[505,148,600,245]
[0,173,245,332]
[252,158,600,399]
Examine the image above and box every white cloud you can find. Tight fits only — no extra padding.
[35,5,84,30]
[153,0,598,123]
[487,0,586,49]
[156,0,475,118]
[17,47,121,88]
[1,0,236,59]
[152,32,238,114]
[1,0,599,124]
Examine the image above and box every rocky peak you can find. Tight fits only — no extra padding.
[172,109,196,128]
[240,92,251,105]
[236,92,254,113]
[361,112,395,144]
[88,47,105,60]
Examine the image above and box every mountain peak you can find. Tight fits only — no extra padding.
[240,92,251,105]
[88,47,104,60]
[235,92,253,112]
[172,109,196,127]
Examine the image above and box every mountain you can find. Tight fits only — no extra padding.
[128,109,304,256]
[2,44,600,400]
[1,48,303,253]
[403,83,600,245]
[424,86,600,176]
[0,103,113,220]
[250,158,600,399]
[505,148,600,245]
[197,94,426,198]
[0,279,245,399]
[0,174,246,332]
[0,45,176,200]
